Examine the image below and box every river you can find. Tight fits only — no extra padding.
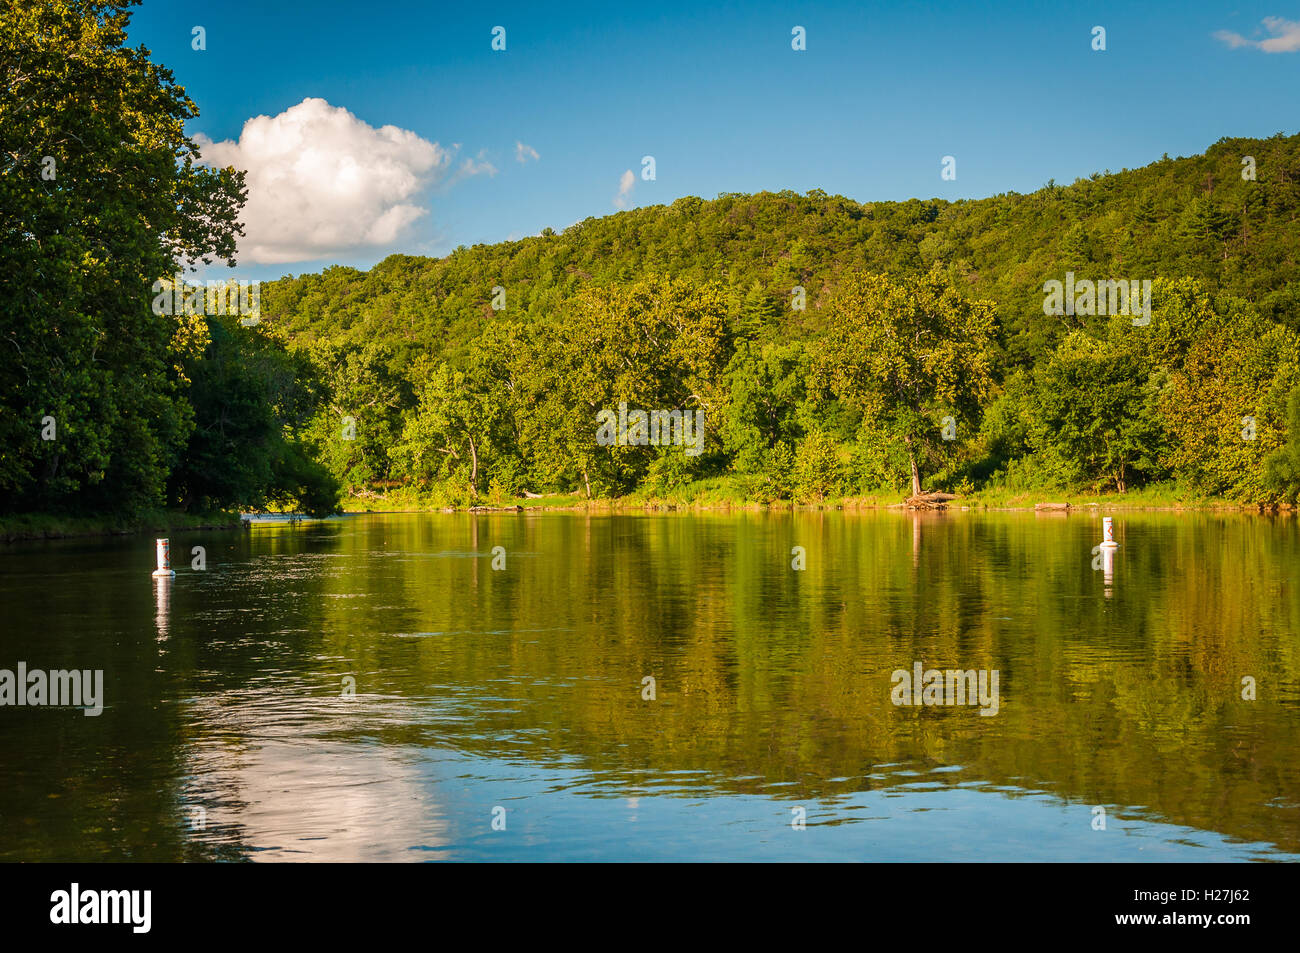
[1,510,1296,861]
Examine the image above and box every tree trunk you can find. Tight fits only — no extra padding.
[905,436,921,497]
[467,435,479,498]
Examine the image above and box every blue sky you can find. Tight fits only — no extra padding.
[124,0,1300,280]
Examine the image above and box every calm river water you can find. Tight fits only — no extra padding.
[1,511,1297,861]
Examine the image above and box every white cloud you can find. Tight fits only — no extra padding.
[1214,16,1300,53]
[515,141,540,164]
[613,169,635,208]
[455,150,498,180]
[195,98,492,264]
[1212,29,1251,49]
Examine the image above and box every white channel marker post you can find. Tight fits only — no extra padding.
[1099,517,1119,550]
[152,538,176,578]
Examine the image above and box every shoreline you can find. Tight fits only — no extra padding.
[341,496,1298,516]
[5,497,1294,543]
[0,512,243,543]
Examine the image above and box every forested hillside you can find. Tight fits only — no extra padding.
[257,133,1300,506]
[266,133,1300,356]
[5,0,1298,519]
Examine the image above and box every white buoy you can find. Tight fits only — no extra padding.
[1099,516,1119,550]
[152,538,176,578]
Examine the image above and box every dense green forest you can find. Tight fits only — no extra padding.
[0,0,336,520]
[3,1,1299,520]
[257,134,1300,507]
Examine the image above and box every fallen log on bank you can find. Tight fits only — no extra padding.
[905,492,957,509]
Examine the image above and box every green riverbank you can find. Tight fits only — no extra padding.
[338,480,1296,515]
[5,484,1290,544]
[0,509,242,543]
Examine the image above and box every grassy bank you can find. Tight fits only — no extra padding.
[0,509,242,543]
[337,477,1289,514]
[7,486,1279,544]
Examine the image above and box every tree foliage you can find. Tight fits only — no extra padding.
[5,2,1300,512]
[0,1,338,516]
